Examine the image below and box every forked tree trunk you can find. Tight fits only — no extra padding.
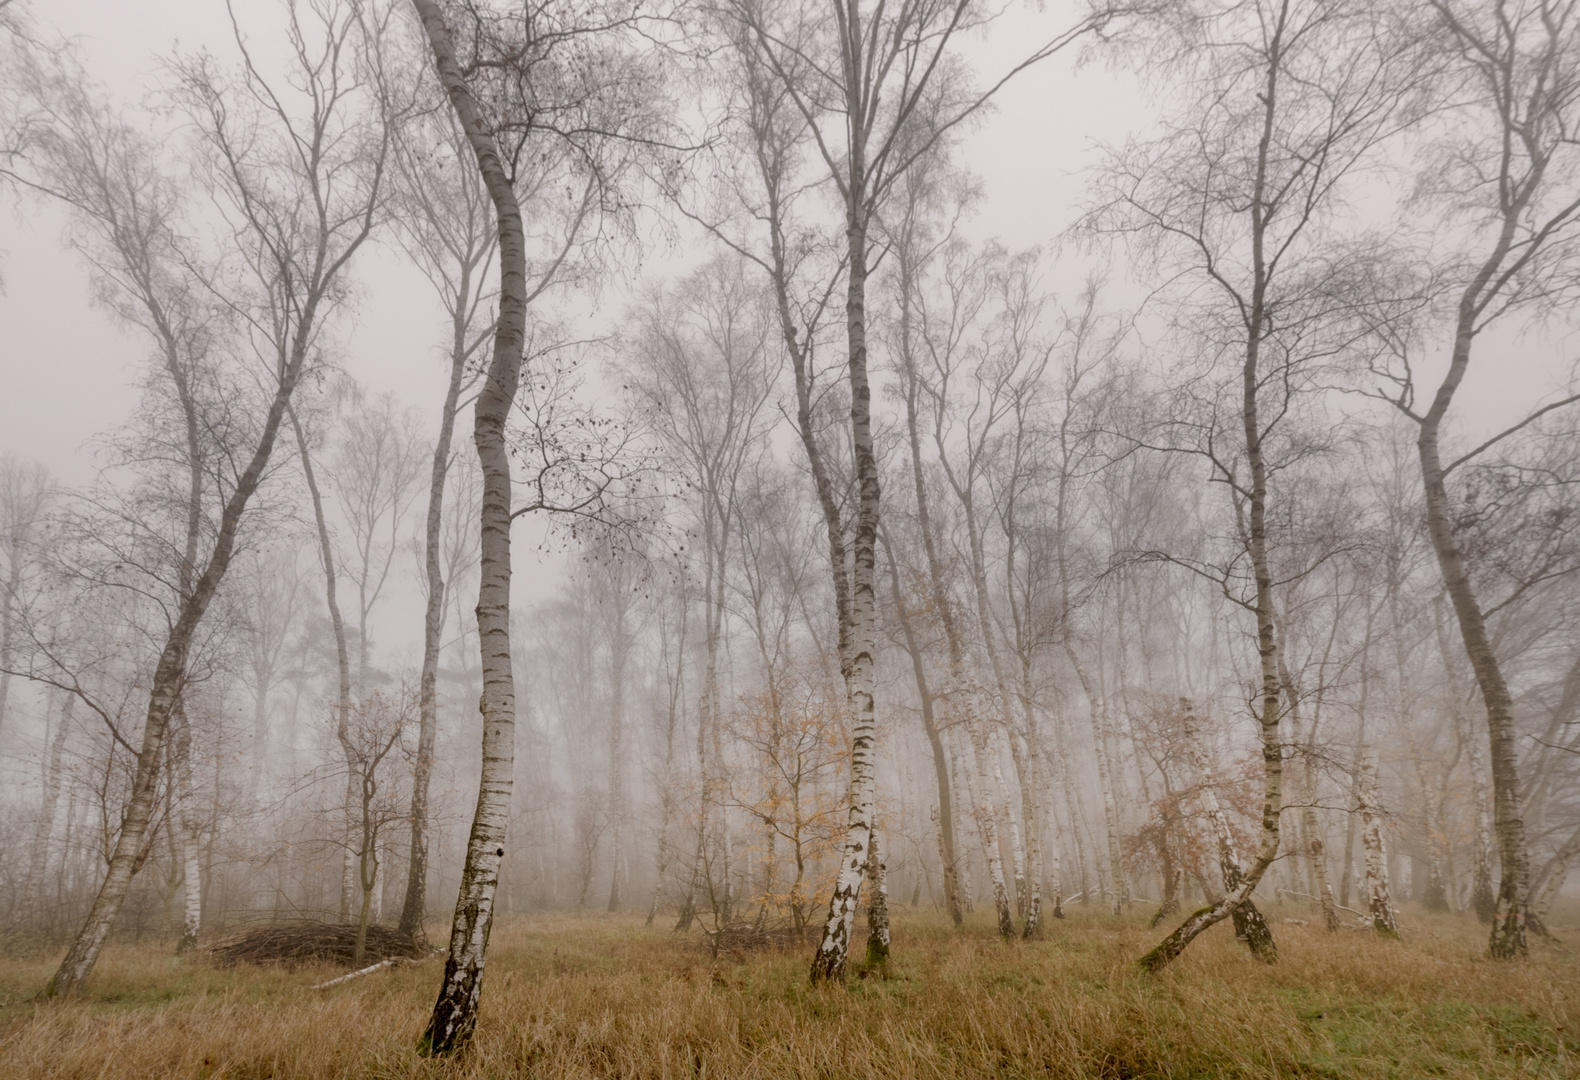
[1014,721,1045,938]
[1139,8,1292,972]
[1277,646,1339,932]
[1357,749,1398,937]
[412,0,529,1055]
[1177,700,1275,959]
[1301,767,1339,931]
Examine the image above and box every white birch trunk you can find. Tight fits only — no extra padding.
[1358,749,1398,937]
[171,702,203,954]
[413,0,528,1054]
[965,702,1015,938]
[1070,656,1127,915]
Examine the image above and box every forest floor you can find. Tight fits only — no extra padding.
[0,902,1576,1079]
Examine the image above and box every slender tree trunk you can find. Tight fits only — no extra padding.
[290,407,359,922]
[964,508,1028,924]
[1357,748,1398,937]
[1301,765,1338,931]
[1341,611,1375,911]
[399,274,472,943]
[0,554,18,739]
[1140,19,1290,971]
[1276,642,1339,931]
[882,534,963,925]
[1015,722,1045,938]
[606,613,628,913]
[965,704,1016,938]
[1068,654,1127,916]
[412,0,528,1054]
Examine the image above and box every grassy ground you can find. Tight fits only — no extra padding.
[0,902,1576,1079]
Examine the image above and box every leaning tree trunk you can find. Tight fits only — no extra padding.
[1418,287,1532,958]
[1177,700,1275,959]
[44,299,315,997]
[412,0,529,1056]
[1530,823,1580,931]
[1357,748,1398,937]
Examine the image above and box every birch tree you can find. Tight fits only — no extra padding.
[730,0,1110,981]
[407,0,663,1053]
[1089,0,1421,971]
[1371,0,1580,959]
[6,0,390,994]
[387,92,495,943]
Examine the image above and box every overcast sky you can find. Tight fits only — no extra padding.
[2,0,1571,644]
[0,1,1151,487]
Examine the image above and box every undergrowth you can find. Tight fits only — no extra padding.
[0,902,1574,1078]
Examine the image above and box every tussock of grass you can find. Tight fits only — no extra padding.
[1,904,1575,1078]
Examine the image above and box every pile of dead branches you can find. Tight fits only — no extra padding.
[701,924,818,957]
[207,921,425,969]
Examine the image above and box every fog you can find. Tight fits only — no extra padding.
[1,0,1577,1053]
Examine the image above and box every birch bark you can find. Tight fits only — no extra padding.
[1357,748,1398,936]
[410,0,528,1054]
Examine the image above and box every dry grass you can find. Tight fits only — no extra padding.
[1,902,1576,1079]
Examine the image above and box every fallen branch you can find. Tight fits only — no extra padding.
[310,952,437,990]
[311,959,395,989]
